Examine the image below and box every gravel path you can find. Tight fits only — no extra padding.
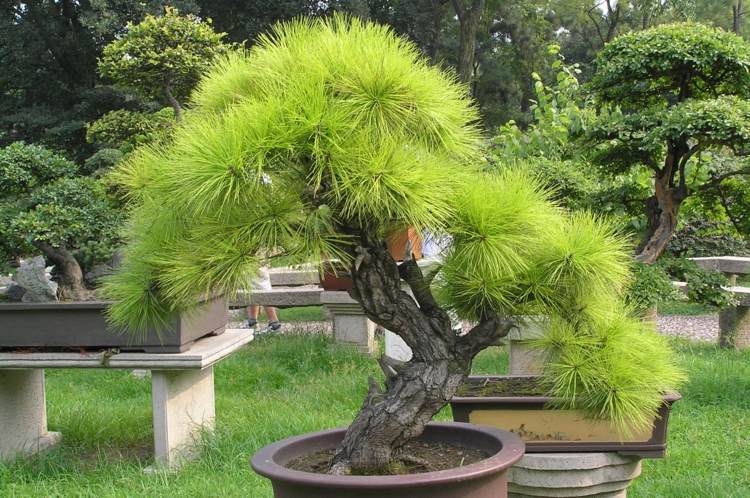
[229,309,720,343]
[657,314,718,342]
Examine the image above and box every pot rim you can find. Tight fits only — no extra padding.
[251,421,524,489]
[451,375,682,404]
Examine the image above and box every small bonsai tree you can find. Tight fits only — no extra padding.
[0,142,123,299]
[106,17,683,474]
[589,23,750,264]
[98,7,229,121]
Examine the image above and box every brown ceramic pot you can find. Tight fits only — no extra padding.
[251,422,524,498]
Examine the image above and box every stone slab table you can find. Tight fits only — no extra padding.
[0,328,253,469]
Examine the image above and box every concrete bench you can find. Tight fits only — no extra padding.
[673,279,750,349]
[682,256,750,349]
[0,329,253,469]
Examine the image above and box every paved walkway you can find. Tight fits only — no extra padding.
[230,309,720,343]
[657,314,718,342]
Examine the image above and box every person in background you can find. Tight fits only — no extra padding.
[245,265,282,333]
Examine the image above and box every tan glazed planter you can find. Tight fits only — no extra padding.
[451,376,681,458]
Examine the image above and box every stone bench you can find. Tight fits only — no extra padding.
[673,280,750,349]
[0,329,253,469]
[673,256,750,349]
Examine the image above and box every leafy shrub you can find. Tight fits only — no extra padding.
[86,109,173,150]
[0,142,77,194]
[666,218,748,258]
[12,177,123,257]
[83,148,124,174]
[660,257,736,308]
[626,262,678,312]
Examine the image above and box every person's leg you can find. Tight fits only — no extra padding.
[245,305,260,328]
[264,306,281,332]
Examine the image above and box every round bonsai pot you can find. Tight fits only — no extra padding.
[251,422,525,498]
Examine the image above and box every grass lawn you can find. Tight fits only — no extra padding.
[1,334,748,497]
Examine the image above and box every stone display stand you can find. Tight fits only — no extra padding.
[687,256,750,350]
[0,369,61,461]
[320,291,375,354]
[508,452,642,497]
[0,329,253,469]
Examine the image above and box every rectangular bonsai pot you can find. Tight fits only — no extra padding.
[451,375,681,458]
[0,296,227,353]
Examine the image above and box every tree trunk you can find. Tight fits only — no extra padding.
[163,82,183,121]
[635,173,683,264]
[451,0,486,85]
[734,1,743,35]
[329,238,513,474]
[33,241,91,300]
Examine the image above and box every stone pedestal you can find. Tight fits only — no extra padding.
[508,453,642,497]
[719,305,750,350]
[0,369,61,461]
[320,291,376,354]
[0,329,252,469]
[152,367,215,467]
[509,318,546,375]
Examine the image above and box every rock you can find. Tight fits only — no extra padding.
[13,256,58,302]
[3,284,27,301]
[84,249,124,288]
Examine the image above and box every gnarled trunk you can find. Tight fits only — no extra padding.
[635,172,684,264]
[330,238,514,474]
[33,241,91,300]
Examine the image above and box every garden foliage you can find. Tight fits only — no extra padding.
[107,17,683,436]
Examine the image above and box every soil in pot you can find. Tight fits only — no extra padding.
[288,439,490,475]
[456,376,546,398]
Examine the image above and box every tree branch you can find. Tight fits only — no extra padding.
[458,316,516,355]
[398,259,439,313]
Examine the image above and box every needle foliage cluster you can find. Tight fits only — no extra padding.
[106,15,682,430]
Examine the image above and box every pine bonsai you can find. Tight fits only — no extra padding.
[105,16,683,474]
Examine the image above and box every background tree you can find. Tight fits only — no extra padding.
[0,142,123,298]
[106,17,682,475]
[588,23,750,263]
[98,7,229,120]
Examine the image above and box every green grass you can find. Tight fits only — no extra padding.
[0,335,748,497]
[658,299,714,316]
[276,306,325,322]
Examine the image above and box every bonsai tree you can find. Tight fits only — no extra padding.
[106,17,683,474]
[589,23,750,263]
[98,7,229,121]
[0,142,123,299]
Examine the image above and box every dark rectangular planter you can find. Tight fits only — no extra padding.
[0,296,227,353]
[451,375,681,459]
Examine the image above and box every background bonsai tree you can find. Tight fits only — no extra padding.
[588,23,750,264]
[98,7,230,121]
[106,17,683,474]
[0,142,123,299]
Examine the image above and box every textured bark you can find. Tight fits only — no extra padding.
[451,0,485,85]
[329,239,514,474]
[33,242,91,301]
[734,1,744,35]
[163,82,183,121]
[636,151,687,264]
